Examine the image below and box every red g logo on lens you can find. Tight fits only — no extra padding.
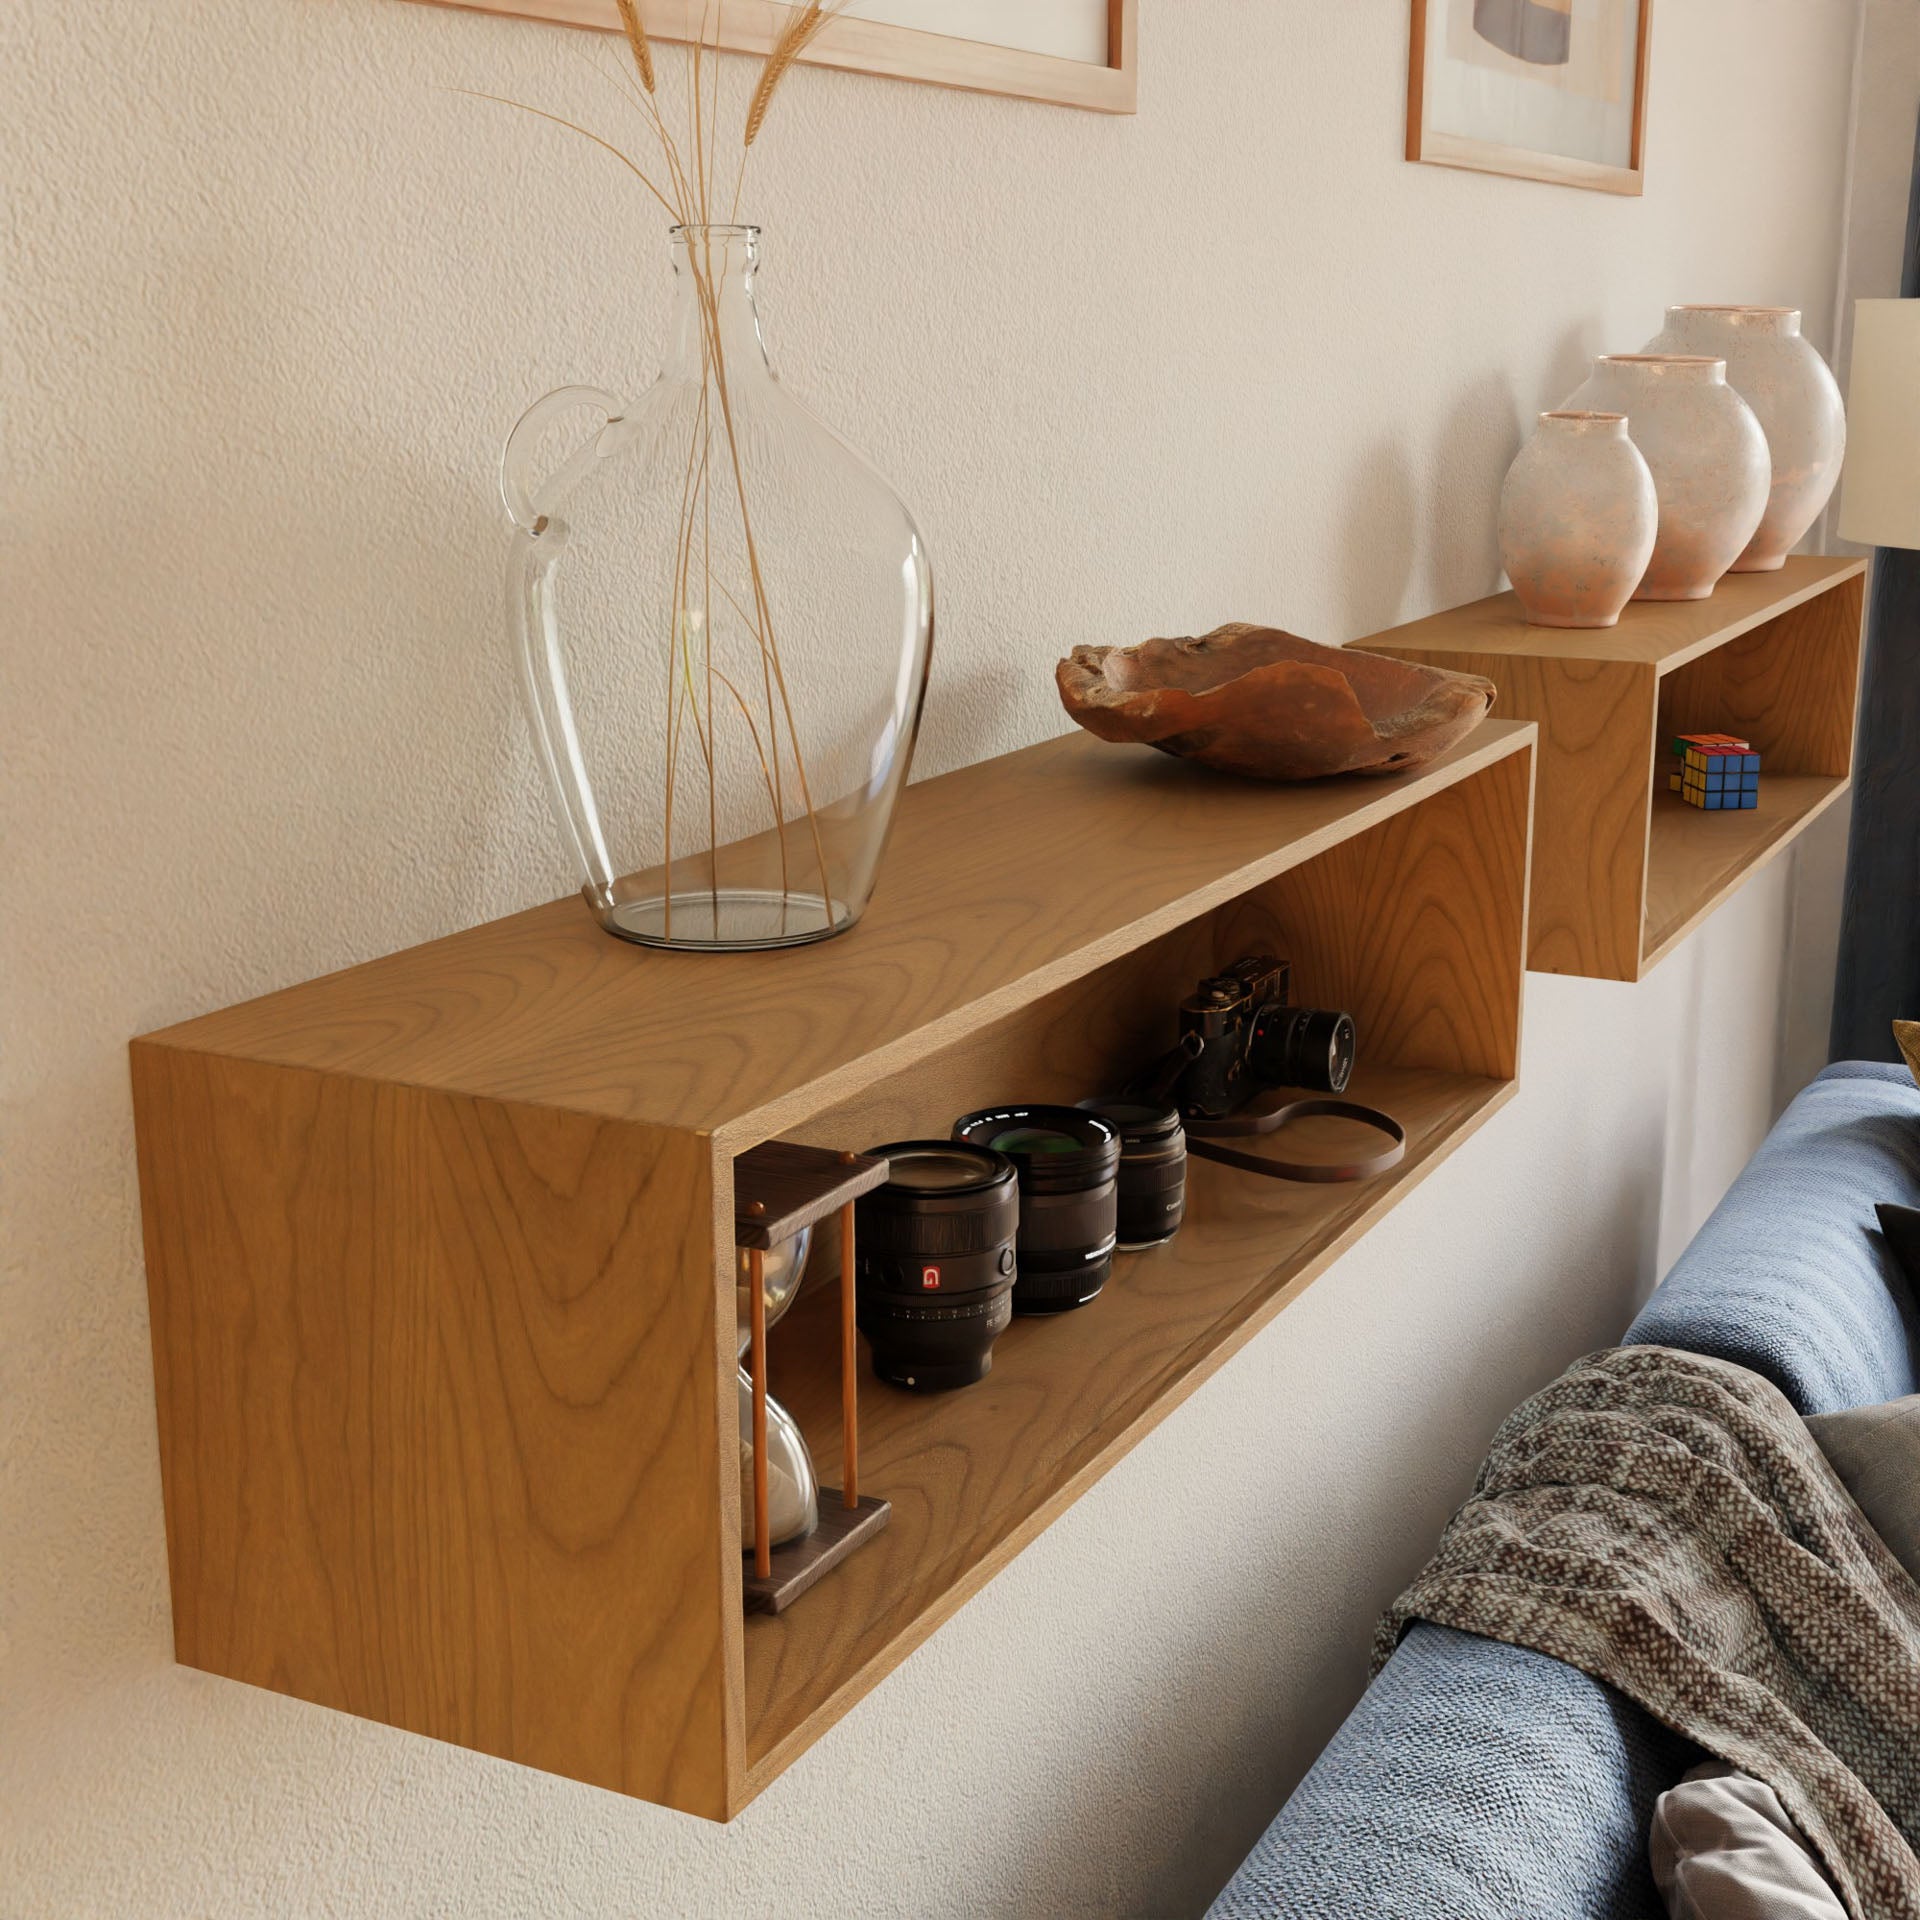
[921,1265,940,1290]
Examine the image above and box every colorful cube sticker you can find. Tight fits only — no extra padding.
[1672,730,1761,810]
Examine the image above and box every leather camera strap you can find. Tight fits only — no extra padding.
[1183,1093,1407,1184]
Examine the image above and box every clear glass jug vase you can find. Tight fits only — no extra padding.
[502,225,935,950]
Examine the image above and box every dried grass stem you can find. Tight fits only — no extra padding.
[479,2,851,935]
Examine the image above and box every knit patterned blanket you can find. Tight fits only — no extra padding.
[1376,1346,1920,1920]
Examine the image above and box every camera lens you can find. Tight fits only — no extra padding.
[953,1105,1120,1313]
[1076,1098,1186,1249]
[1251,1005,1357,1094]
[855,1142,1019,1392]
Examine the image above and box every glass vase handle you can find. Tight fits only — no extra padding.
[499,384,626,533]
[500,385,628,908]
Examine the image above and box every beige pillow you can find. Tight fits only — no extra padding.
[1806,1394,1920,1581]
[1896,1019,1920,1089]
[1650,1764,1844,1920]
[1889,1013,1920,1090]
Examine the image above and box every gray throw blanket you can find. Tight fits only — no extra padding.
[1376,1347,1920,1920]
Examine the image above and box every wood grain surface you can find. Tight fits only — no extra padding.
[741,747,1533,1791]
[749,1064,1514,1788]
[1370,560,1866,982]
[1365,557,1863,667]
[732,1141,889,1249]
[1654,570,1865,779]
[741,1495,891,1616]
[784,747,1532,1153]
[131,1044,738,1817]
[1253,743,1532,1081]
[1368,650,1654,981]
[139,723,1535,1146]
[130,718,1536,1816]
[1642,776,1851,968]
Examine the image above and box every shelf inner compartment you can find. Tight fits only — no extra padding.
[734,733,1534,1787]
[1641,775,1849,965]
[746,1061,1508,1779]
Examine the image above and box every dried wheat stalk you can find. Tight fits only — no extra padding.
[476,0,859,935]
[613,0,656,93]
[744,2,849,148]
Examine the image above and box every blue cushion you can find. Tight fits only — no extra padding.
[1625,1062,1920,1414]
[1209,1063,1920,1917]
[1205,1623,1693,1920]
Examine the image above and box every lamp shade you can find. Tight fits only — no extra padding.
[1838,298,1920,550]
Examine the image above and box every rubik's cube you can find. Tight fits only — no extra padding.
[1668,733,1759,810]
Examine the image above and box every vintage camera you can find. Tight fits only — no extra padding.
[1175,955,1356,1119]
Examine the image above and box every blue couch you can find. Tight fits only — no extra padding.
[1209,1062,1920,1920]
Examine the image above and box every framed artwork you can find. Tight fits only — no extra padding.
[1407,0,1652,195]
[407,0,1137,114]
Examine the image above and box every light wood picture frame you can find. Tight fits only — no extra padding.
[1408,0,1651,196]
[409,0,1138,114]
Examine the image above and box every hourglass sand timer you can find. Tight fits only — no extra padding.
[735,1225,819,1555]
[734,1143,893,1612]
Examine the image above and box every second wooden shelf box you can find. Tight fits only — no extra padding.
[1364,556,1866,982]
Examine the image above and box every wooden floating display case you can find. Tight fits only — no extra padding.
[1364,557,1866,983]
[130,718,1536,1820]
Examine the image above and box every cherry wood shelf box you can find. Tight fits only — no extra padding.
[1365,557,1866,982]
[130,719,1535,1820]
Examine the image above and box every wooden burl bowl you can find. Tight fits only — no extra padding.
[1056,623,1496,781]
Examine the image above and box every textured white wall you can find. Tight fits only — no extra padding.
[0,3,1876,1915]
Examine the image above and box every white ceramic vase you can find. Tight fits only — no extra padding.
[1561,356,1771,601]
[1639,306,1845,571]
[1498,411,1657,628]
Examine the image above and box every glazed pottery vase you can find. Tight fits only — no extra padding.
[502,224,935,952]
[1640,306,1845,571]
[1562,356,1771,600]
[1497,411,1657,628]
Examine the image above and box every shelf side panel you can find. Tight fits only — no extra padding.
[1654,571,1867,778]
[131,1043,736,1817]
[1376,649,1653,982]
[1247,744,1533,1081]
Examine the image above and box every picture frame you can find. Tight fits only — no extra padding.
[406,0,1138,115]
[1407,0,1652,196]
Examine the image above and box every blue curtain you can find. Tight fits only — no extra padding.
[1830,105,1920,1063]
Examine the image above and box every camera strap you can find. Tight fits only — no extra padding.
[1183,1093,1407,1184]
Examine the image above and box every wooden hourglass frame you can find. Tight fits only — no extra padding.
[734,1142,893,1613]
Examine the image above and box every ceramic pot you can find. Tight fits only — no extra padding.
[1498,411,1657,628]
[1562,356,1770,600]
[1640,306,1845,571]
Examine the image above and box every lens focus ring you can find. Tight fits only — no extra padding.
[859,1205,1011,1258]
